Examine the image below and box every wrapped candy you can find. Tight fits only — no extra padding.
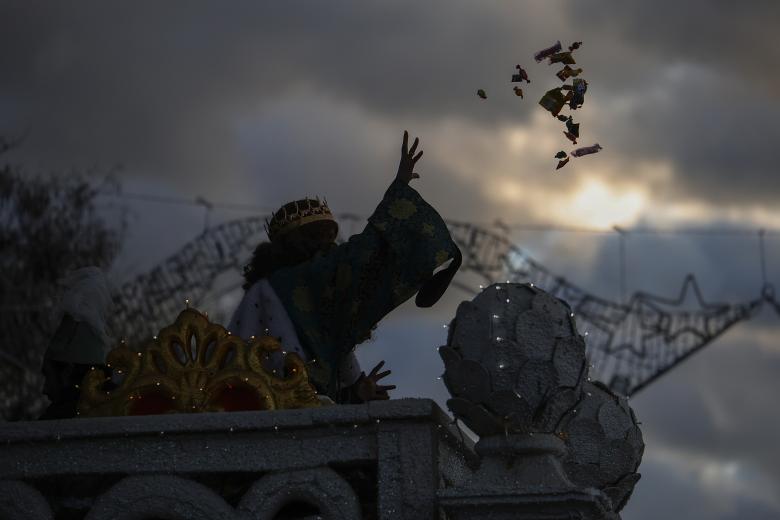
[571,144,602,157]
[477,89,487,99]
[568,78,588,109]
[555,151,568,159]
[556,65,583,81]
[534,40,562,62]
[548,51,576,65]
[568,41,583,52]
[513,86,524,98]
[564,116,580,138]
[512,65,530,83]
[539,88,567,116]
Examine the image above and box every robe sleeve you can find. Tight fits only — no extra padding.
[267,179,461,387]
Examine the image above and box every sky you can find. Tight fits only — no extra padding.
[2,1,780,518]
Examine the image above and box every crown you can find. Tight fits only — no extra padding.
[264,196,338,243]
[77,308,321,416]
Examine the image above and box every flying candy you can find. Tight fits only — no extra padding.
[548,52,577,65]
[556,65,583,81]
[477,89,487,99]
[556,156,570,170]
[534,40,562,62]
[512,65,531,83]
[571,144,602,157]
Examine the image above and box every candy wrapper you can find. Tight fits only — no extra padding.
[512,65,530,83]
[568,78,588,109]
[477,89,487,99]
[556,156,570,170]
[548,51,576,65]
[539,88,567,116]
[571,144,602,157]
[564,116,580,137]
[556,65,583,81]
[534,40,562,62]
[513,86,524,98]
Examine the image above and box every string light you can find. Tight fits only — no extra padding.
[506,299,510,303]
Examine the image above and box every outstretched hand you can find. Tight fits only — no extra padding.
[395,130,423,184]
[355,360,396,402]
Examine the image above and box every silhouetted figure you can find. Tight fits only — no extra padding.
[230,131,462,402]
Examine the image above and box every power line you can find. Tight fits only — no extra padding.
[99,190,780,237]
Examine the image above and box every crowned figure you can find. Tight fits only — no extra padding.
[229,131,462,403]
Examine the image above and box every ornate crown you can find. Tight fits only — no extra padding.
[77,308,321,417]
[264,197,338,243]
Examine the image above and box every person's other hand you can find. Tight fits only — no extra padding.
[355,360,396,401]
[395,130,423,184]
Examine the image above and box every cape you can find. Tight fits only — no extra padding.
[268,179,462,397]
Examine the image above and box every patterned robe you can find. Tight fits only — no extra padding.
[267,179,462,398]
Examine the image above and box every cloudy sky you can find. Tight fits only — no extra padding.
[2,1,780,517]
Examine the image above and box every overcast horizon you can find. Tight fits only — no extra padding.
[2,1,780,518]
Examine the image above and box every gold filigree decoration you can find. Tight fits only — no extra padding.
[77,308,320,417]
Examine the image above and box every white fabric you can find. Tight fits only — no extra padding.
[227,278,362,386]
[58,266,115,347]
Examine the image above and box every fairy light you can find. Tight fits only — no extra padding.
[495,336,503,342]
[184,299,190,308]
[506,299,510,303]
[492,314,499,319]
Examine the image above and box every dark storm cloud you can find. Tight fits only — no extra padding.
[2,0,778,210]
[566,0,780,206]
[0,1,541,185]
